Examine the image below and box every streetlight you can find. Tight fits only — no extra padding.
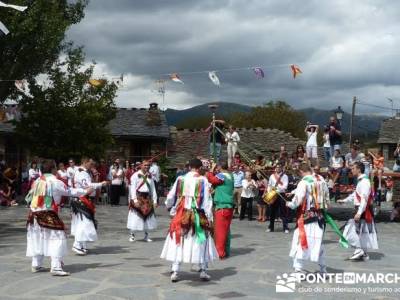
[334,106,344,122]
[208,104,219,162]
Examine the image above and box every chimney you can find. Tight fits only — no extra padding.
[149,102,158,110]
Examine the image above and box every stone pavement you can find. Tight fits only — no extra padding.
[0,201,399,300]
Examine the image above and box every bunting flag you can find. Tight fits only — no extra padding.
[170,73,184,84]
[0,1,28,11]
[208,71,220,86]
[253,67,264,79]
[15,80,32,98]
[88,79,107,87]
[290,64,302,78]
[112,74,124,87]
[0,20,9,36]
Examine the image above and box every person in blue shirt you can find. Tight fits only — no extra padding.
[232,164,245,215]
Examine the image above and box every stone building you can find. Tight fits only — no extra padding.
[107,103,169,162]
[0,103,170,164]
[377,115,400,161]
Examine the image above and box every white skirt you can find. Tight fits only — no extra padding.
[160,232,219,264]
[126,210,157,231]
[343,219,379,250]
[289,222,324,262]
[26,220,67,258]
[70,213,97,242]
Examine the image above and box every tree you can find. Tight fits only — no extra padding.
[0,0,87,102]
[14,46,118,160]
[228,101,307,138]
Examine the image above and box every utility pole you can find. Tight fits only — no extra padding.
[349,96,356,147]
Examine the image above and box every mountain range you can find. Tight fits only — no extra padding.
[165,102,387,136]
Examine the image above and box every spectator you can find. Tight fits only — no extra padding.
[394,144,400,172]
[124,161,135,198]
[149,159,161,195]
[322,126,331,161]
[240,171,257,221]
[369,150,384,171]
[0,183,17,206]
[329,149,344,201]
[28,161,41,189]
[345,146,361,169]
[225,126,240,168]
[360,153,373,177]
[344,145,361,185]
[110,161,123,206]
[373,169,386,216]
[176,163,188,178]
[57,163,68,185]
[305,123,319,166]
[66,159,77,187]
[98,159,109,182]
[256,174,268,222]
[232,164,245,215]
[328,116,342,153]
[233,152,242,167]
[292,145,307,165]
[279,146,289,168]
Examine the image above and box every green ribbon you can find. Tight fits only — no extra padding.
[192,199,206,244]
[322,209,349,248]
[192,181,206,244]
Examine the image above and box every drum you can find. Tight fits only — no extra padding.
[263,188,278,205]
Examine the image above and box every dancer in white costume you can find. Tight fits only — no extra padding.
[286,163,328,274]
[127,160,157,242]
[26,160,92,276]
[338,161,378,260]
[161,158,218,282]
[71,158,108,255]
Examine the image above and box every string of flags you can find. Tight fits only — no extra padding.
[0,1,28,36]
[164,64,302,86]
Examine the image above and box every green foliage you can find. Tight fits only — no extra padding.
[227,101,307,138]
[0,0,88,102]
[14,47,118,160]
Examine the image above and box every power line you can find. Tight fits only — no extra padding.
[356,100,394,111]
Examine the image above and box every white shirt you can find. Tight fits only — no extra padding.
[149,163,161,183]
[306,131,318,147]
[287,175,317,211]
[241,179,258,198]
[57,169,68,181]
[111,168,123,185]
[130,170,157,204]
[330,156,344,169]
[226,131,240,146]
[166,171,213,221]
[268,172,289,193]
[30,174,86,212]
[74,168,103,196]
[28,168,41,181]
[67,166,78,187]
[342,175,371,215]
[323,133,330,148]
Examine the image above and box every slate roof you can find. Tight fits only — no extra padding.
[167,127,305,167]
[377,118,400,144]
[108,108,170,139]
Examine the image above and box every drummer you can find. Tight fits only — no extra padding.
[266,163,289,233]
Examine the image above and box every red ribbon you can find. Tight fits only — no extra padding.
[297,198,309,250]
[169,200,185,245]
[79,196,96,214]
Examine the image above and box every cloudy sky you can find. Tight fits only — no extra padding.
[68,0,400,114]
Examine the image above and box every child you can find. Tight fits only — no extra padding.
[0,183,17,206]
